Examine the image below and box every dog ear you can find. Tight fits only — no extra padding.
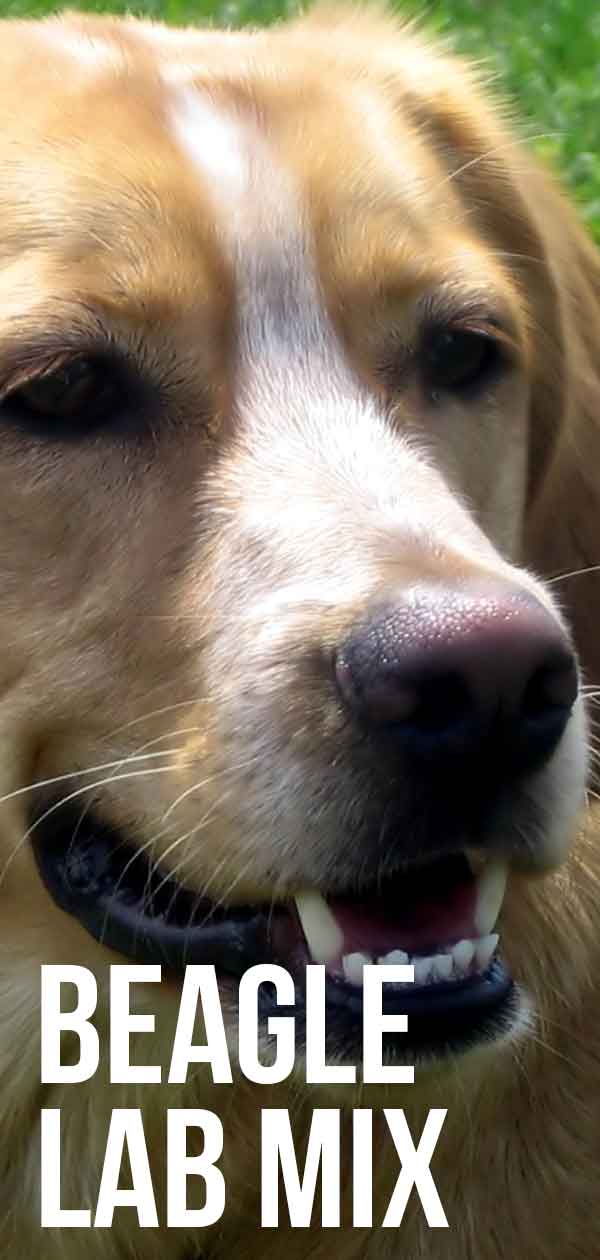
[387,37,600,685]
[518,171,600,688]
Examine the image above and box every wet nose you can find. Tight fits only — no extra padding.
[334,585,578,775]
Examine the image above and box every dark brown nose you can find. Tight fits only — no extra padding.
[334,585,578,776]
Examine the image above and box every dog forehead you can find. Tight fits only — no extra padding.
[172,91,251,209]
[0,14,461,254]
[166,84,430,327]
[170,87,298,248]
[0,19,509,358]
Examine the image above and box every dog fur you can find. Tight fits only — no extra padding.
[0,6,599,1258]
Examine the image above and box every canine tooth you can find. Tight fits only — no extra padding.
[475,933,499,971]
[413,956,433,985]
[342,952,371,986]
[465,850,486,876]
[452,939,476,973]
[294,891,344,964]
[474,860,508,936]
[431,953,453,981]
[377,949,410,965]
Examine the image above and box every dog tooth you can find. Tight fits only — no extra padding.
[465,850,486,876]
[377,949,410,965]
[474,933,499,971]
[431,953,453,981]
[342,952,371,986]
[413,956,434,985]
[452,939,476,973]
[474,861,508,936]
[294,891,344,964]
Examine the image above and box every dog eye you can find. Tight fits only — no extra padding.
[423,328,501,394]
[3,355,129,433]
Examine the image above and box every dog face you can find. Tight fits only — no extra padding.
[0,10,594,1071]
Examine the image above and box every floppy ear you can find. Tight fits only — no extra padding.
[383,33,600,686]
[519,173,600,688]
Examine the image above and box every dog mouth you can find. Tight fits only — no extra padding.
[32,807,516,1058]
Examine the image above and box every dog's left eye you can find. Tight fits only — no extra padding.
[423,328,501,394]
[3,354,130,434]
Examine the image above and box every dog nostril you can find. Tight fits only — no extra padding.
[334,653,421,724]
[336,651,472,736]
[522,658,579,720]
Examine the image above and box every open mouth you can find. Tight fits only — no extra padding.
[32,806,516,1059]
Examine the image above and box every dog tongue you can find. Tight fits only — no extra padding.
[328,878,476,955]
[295,856,481,962]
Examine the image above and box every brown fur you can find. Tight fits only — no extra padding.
[0,7,599,1258]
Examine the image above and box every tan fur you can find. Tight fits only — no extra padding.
[0,7,599,1257]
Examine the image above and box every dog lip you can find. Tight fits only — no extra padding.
[31,805,516,1053]
[31,809,275,974]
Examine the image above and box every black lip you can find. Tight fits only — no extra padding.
[32,805,516,1058]
[258,958,516,1062]
[32,808,271,973]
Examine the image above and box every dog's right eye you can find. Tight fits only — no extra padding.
[422,327,502,396]
[1,353,137,436]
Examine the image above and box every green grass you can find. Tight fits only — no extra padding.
[419,0,600,243]
[2,0,599,240]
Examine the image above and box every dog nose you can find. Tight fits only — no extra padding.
[334,585,578,775]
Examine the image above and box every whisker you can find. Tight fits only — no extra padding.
[0,743,197,814]
[85,722,208,919]
[98,822,176,953]
[161,754,260,821]
[0,764,193,892]
[548,564,600,585]
[103,822,172,910]
[192,853,259,924]
[163,808,240,933]
[182,853,260,965]
[146,798,231,906]
[430,132,562,196]
[105,698,208,740]
[487,249,547,268]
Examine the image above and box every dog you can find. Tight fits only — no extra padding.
[0,5,599,1257]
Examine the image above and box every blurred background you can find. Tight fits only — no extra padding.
[6,0,599,241]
